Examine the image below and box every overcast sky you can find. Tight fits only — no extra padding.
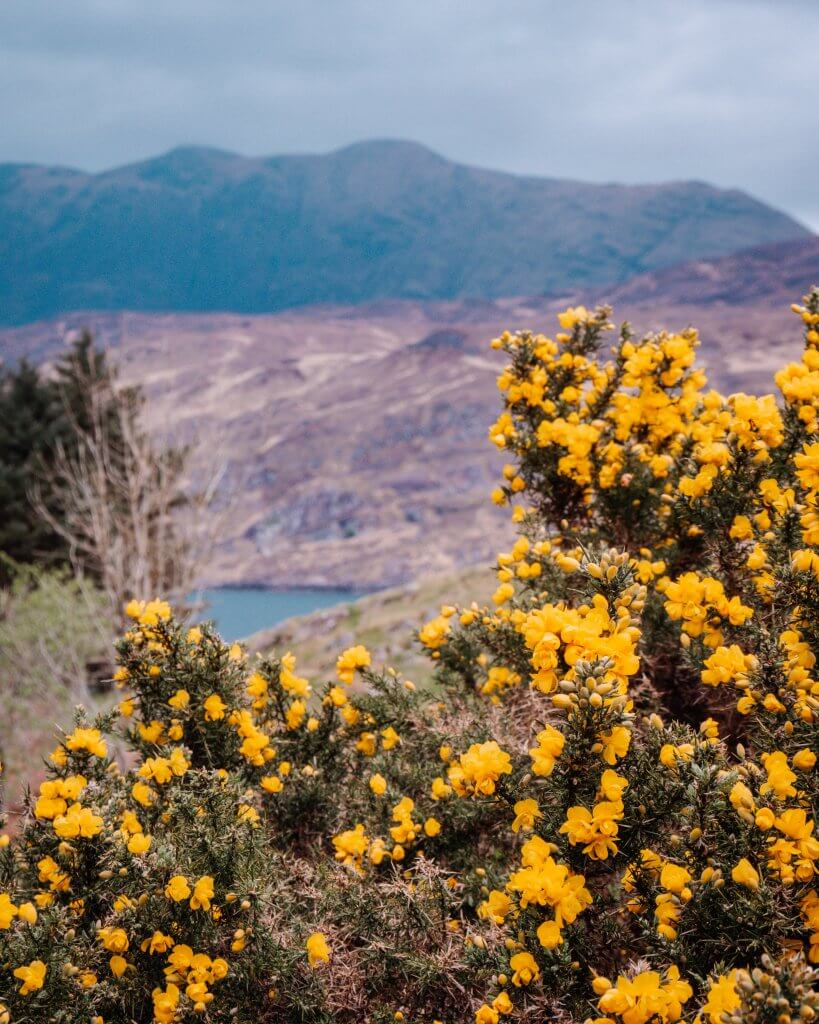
[2,0,818,228]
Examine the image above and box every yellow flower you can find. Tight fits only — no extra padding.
[0,894,18,929]
[279,652,311,697]
[536,919,563,949]
[153,983,180,1024]
[98,927,129,953]
[529,725,565,777]
[306,931,330,966]
[142,930,174,954]
[65,727,108,759]
[381,726,400,750]
[431,776,452,800]
[796,441,819,491]
[511,798,542,834]
[507,842,591,937]
[478,890,512,925]
[419,615,451,650]
[597,966,692,1024]
[190,875,215,910]
[17,902,36,925]
[369,774,387,796]
[557,305,589,330]
[599,769,628,803]
[356,731,377,756]
[475,1006,500,1024]
[659,743,694,768]
[701,645,756,687]
[597,725,631,765]
[327,685,347,707]
[729,781,755,816]
[333,824,369,870]
[731,858,760,891]
[168,689,190,710]
[286,700,306,730]
[53,803,104,839]
[700,972,741,1024]
[125,598,172,627]
[138,719,165,744]
[755,807,776,830]
[13,959,46,995]
[341,704,360,726]
[132,780,154,806]
[336,644,371,684]
[493,990,513,1014]
[167,747,189,776]
[164,875,191,902]
[109,955,128,978]
[659,862,692,897]
[760,751,797,799]
[203,693,227,721]
[448,740,512,797]
[509,951,540,986]
[559,801,622,860]
[127,833,152,855]
[139,757,174,785]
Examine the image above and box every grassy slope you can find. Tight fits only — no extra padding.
[245,564,493,684]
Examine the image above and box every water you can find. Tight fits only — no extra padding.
[191,587,364,641]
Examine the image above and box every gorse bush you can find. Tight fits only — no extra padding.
[2,290,819,1023]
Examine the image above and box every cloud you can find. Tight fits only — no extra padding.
[1,0,817,227]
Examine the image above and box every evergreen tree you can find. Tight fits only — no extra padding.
[0,359,61,574]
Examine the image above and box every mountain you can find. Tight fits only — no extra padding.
[0,140,810,326]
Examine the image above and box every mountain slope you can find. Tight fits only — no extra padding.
[0,140,809,326]
[597,235,819,306]
[3,276,815,588]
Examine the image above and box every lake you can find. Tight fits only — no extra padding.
[191,587,364,641]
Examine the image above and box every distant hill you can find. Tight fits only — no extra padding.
[0,140,810,326]
[598,235,819,306]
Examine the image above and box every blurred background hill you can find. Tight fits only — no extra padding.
[0,139,809,326]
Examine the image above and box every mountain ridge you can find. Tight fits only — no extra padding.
[0,140,809,326]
